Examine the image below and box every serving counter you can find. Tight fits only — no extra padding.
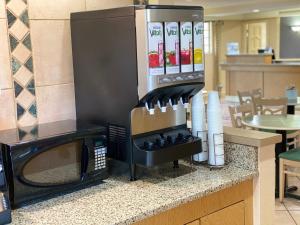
[11,127,281,225]
[220,54,300,97]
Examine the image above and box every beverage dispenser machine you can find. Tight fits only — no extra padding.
[71,5,205,180]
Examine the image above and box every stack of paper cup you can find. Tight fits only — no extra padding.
[207,91,224,166]
[191,91,208,162]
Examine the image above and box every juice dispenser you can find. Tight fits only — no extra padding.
[71,5,205,180]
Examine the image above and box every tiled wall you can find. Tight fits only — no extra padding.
[0,0,133,131]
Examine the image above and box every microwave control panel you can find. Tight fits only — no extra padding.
[94,146,106,171]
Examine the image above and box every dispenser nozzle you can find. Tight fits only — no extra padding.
[145,102,155,115]
[180,96,190,109]
[157,99,167,113]
[169,98,179,111]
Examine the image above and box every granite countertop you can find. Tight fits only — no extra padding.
[11,150,257,225]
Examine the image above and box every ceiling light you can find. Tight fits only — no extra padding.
[252,9,260,13]
[291,26,300,32]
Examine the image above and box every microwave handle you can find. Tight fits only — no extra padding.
[81,139,92,180]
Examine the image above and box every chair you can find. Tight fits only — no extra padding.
[251,88,263,99]
[237,88,263,105]
[279,147,300,202]
[237,90,252,105]
[228,103,255,129]
[252,97,288,115]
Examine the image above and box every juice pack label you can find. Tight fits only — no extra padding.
[147,22,164,76]
[193,22,204,71]
[165,22,180,74]
[180,22,193,73]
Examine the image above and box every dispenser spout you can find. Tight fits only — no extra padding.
[157,98,168,113]
[169,97,179,111]
[181,95,190,109]
[145,101,155,115]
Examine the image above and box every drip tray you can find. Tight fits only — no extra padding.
[133,138,202,167]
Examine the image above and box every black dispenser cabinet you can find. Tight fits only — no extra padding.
[71,5,205,180]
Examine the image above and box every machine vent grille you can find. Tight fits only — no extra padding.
[108,125,127,159]
[109,125,127,143]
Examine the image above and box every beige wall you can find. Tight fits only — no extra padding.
[216,17,280,95]
[216,21,243,95]
[0,0,133,131]
[241,18,280,58]
[204,54,217,91]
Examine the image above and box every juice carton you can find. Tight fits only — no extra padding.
[193,22,204,71]
[180,22,193,73]
[165,22,180,74]
[147,22,164,76]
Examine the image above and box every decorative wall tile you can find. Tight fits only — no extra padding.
[16,103,25,120]
[14,81,23,97]
[12,42,31,63]
[86,0,132,10]
[22,33,31,50]
[24,56,33,72]
[30,125,38,136]
[17,124,38,141]
[26,79,35,95]
[9,19,28,40]
[18,111,36,127]
[7,10,16,27]
[31,20,74,86]
[14,66,33,86]
[18,128,27,140]
[9,34,18,51]
[0,20,13,89]
[0,89,17,130]
[19,9,28,27]
[17,122,38,141]
[11,57,21,74]
[16,88,34,109]
[7,0,26,17]
[5,0,37,128]
[28,101,37,118]
[28,0,85,19]
[36,83,76,124]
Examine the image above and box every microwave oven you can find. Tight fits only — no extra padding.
[0,119,108,212]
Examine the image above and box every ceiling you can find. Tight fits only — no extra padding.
[171,0,300,19]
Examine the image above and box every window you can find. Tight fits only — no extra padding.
[204,22,212,54]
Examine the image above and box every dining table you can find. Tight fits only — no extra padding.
[225,96,300,115]
[242,114,300,199]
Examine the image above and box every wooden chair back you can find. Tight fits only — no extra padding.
[237,88,263,105]
[237,90,252,105]
[287,131,300,150]
[229,103,255,129]
[251,88,263,99]
[253,97,288,115]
